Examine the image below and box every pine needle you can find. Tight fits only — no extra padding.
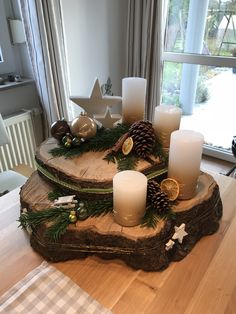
[45,213,70,242]
[116,153,139,171]
[48,189,65,201]
[50,124,130,158]
[86,198,113,217]
[141,206,160,229]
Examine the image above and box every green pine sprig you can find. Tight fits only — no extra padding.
[141,206,160,229]
[44,213,70,242]
[50,123,130,158]
[141,203,176,229]
[48,189,66,201]
[85,198,113,217]
[18,207,67,229]
[103,151,139,171]
[18,196,113,242]
[152,138,168,164]
[49,123,167,170]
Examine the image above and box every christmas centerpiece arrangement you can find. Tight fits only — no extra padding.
[19,77,223,271]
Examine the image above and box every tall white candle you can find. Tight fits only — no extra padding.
[113,170,147,227]
[168,130,204,199]
[122,77,147,124]
[153,105,182,149]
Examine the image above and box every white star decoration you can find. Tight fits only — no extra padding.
[165,239,175,251]
[172,223,188,244]
[70,78,122,117]
[94,107,121,128]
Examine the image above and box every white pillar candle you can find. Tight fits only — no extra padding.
[168,130,204,200]
[113,170,147,227]
[122,77,147,124]
[153,105,182,149]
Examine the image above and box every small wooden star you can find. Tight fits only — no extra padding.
[94,107,121,128]
[172,223,188,243]
[70,78,122,117]
[165,239,175,251]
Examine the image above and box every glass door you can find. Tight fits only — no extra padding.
[162,0,236,162]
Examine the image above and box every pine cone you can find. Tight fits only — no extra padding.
[129,120,155,158]
[147,180,169,214]
[147,180,160,200]
[151,190,170,214]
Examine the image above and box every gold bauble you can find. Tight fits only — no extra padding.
[70,112,97,139]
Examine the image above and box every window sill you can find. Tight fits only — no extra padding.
[0,78,34,92]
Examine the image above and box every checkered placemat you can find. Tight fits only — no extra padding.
[0,261,111,314]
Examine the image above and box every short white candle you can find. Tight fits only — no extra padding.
[168,130,204,199]
[153,105,182,149]
[113,170,147,227]
[122,77,147,124]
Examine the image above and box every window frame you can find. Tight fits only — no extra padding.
[162,0,236,163]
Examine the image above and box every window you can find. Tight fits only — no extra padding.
[162,0,236,162]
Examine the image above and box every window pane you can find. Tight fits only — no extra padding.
[161,61,236,151]
[166,0,236,57]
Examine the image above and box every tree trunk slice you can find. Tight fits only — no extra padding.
[20,171,222,271]
[35,138,167,199]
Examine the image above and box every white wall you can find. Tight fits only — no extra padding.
[0,0,17,74]
[61,0,127,116]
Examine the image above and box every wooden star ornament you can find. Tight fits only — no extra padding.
[70,78,122,117]
[165,239,175,251]
[94,107,121,128]
[172,223,188,243]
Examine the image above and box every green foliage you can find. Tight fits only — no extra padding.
[18,207,70,242]
[50,123,130,158]
[162,62,181,105]
[18,197,113,242]
[48,189,65,201]
[50,122,165,171]
[45,213,70,242]
[141,206,160,229]
[141,203,176,229]
[85,198,113,217]
[196,80,209,104]
[104,150,139,171]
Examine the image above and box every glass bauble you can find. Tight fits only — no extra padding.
[72,137,82,147]
[62,134,73,148]
[51,119,70,140]
[70,113,97,139]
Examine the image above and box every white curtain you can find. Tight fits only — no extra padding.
[126,0,165,121]
[19,0,70,137]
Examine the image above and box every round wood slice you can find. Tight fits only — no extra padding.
[35,138,167,199]
[20,171,222,271]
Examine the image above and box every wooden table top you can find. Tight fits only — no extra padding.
[1,172,236,313]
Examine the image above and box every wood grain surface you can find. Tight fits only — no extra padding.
[36,138,164,186]
[1,173,236,313]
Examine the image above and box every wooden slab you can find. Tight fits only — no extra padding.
[35,138,167,196]
[20,171,223,271]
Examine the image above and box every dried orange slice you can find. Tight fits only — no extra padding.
[122,137,134,155]
[160,178,179,201]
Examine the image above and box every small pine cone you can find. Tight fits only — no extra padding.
[129,120,155,158]
[150,190,170,214]
[147,180,160,200]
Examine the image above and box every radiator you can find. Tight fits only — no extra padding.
[0,110,37,172]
